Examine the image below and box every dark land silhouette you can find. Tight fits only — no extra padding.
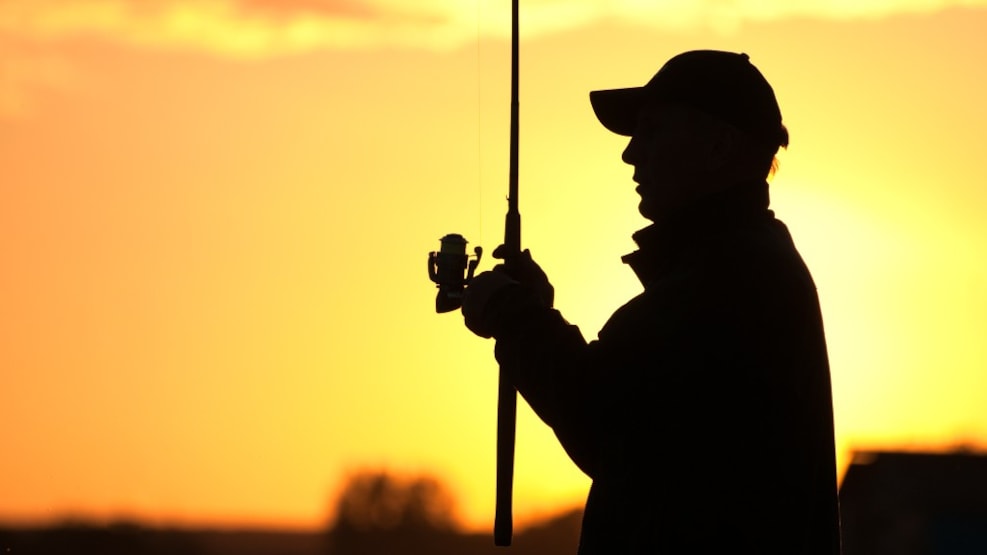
[0,470,582,555]
[6,452,987,554]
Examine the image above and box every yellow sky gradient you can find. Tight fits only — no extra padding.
[1,0,986,533]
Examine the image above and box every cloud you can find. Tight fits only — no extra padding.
[0,0,465,58]
[236,0,382,20]
[0,0,447,117]
[3,0,982,117]
[600,0,987,33]
[0,38,80,118]
[1,0,985,59]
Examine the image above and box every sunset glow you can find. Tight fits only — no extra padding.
[1,0,986,533]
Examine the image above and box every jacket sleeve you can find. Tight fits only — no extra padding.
[488,280,685,480]
[491,304,611,478]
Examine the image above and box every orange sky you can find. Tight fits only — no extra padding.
[1,0,986,533]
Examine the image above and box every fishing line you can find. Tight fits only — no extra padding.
[476,0,484,248]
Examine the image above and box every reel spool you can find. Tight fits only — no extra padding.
[427,233,483,313]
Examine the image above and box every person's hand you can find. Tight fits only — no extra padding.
[491,245,554,308]
[461,271,519,339]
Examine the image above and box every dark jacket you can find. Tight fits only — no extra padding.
[493,181,841,554]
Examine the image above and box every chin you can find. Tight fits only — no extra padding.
[638,199,660,222]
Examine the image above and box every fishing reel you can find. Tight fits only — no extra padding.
[428,233,483,313]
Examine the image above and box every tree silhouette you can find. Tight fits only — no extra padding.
[327,470,459,554]
[325,470,583,555]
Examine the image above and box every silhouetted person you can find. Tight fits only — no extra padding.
[462,50,842,554]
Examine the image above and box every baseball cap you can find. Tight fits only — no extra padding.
[590,50,788,149]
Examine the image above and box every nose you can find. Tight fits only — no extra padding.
[621,136,638,166]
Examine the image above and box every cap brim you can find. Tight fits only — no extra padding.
[590,87,646,136]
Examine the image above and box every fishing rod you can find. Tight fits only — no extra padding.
[426,0,520,546]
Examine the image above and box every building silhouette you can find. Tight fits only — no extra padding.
[839,449,987,554]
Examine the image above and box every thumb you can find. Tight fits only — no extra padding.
[492,244,531,261]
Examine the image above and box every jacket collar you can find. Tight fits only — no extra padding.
[622,180,773,286]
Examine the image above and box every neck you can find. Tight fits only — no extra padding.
[648,179,770,229]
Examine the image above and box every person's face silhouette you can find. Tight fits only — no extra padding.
[622,104,726,222]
